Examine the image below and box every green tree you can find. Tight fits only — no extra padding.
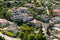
[27,33,37,40]
[42,35,46,40]
[20,24,31,33]
[6,2,11,8]
[0,36,5,40]
[19,32,26,40]
[36,34,41,40]
[5,11,11,20]
[14,19,23,26]
[36,15,41,20]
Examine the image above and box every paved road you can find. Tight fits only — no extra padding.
[0,32,20,40]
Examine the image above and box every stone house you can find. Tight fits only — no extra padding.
[17,7,28,13]
[52,24,60,31]
[0,19,19,36]
[4,24,19,37]
[0,18,18,29]
[1,19,19,37]
[40,15,49,23]
[30,19,42,28]
[49,17,60,24]
[0,19,9,27]
[51,24,60,38]
[9,7,34,22]
[19,13,33,22]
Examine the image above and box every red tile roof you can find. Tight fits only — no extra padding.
[53,9,60,12]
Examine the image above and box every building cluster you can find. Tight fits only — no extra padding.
[9,7,33,22]
[0,0,60,40]
[50,3,60,40]
[8,1,60,39]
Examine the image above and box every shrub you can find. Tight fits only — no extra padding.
[36,15,41,20]
[19,32,26,40]
[2,31,14,37]
[0,36,5,40]
[27,33,37,40]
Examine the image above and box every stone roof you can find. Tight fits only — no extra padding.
[9,7,31,21]
[42,23,49,27]
[0,19,17,28]
[54,5,60,9]
[31,19,42,28]
[5,26,18,32]
[20,13,33,21]
[54,24,60,27]
[31,19,42,24]
[25,3,35,7]
[0,19,19,32]
[50,17,60,21]
[0,19,9,24]
[53,5,60,13]
[17,7,28,11]
[9,7,28,12]
[52,24,60,31]
[11,12,33,22]
[49,17,60,23]
[51,29,60,38]
[40,15,49,22]
[53,39,59,40]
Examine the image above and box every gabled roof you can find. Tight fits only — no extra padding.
[31,19,42,24]
[54,24,60,27]
[0,19,9,24]
[53,5,60,13]
[51,17,60,20]
[53,9,60,12]
[31,19,42,28]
